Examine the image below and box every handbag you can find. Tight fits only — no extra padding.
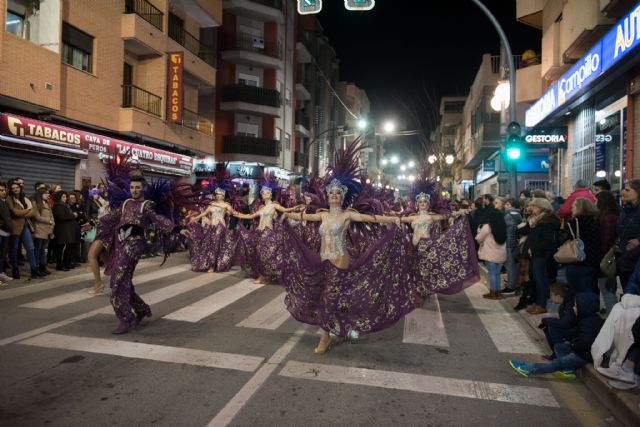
[553,219,586,264]
[600,246,617,277]
[84,227,97,243]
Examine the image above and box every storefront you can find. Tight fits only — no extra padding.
[0,113,194,190]
[525,3,640,195]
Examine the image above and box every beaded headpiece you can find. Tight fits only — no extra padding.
[325,178,348,198]
[415,192,431,204]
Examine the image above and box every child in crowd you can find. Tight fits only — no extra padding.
[537,282,576,360]
[509,293,603,379]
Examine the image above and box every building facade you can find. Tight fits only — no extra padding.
[213,0,296,188]
[0,0,221,190]
[336,81,371,172]
[518,0,640,196]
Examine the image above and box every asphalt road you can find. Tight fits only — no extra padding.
[0,253,621,426]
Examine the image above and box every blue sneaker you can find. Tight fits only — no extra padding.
[552,369,576,380]
[509,360,530,377]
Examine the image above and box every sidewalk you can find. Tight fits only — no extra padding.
[478,264,640,427]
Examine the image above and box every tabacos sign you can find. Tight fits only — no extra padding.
[0,113,193,173]
[526,2,640,127]
[167,52,184,123]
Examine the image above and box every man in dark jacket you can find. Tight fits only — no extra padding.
[501,198,522,294]
[0,183,13,283]
[509,293,603,379]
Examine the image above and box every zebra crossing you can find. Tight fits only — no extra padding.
[0,258,575,426]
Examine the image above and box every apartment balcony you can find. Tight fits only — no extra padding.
[294,151,308,167]
[516,0,544,29]
[296,32,313,63]
[121,84,162,117]
[122,1,165,57]
[182,109,214,135]
[516,64,543,104]
[295,78,311,101]
[295,111,311,137]
[168,27,216,85]
[223,0,284,24]
[220,84,281,117]
[221,31,282,69]
[170,0,222,27]
[0,34,60,113]
[222,135,279,159]
[463,122,501,169]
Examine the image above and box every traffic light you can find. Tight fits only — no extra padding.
[345,0,375,11]
[505,121,522,161]
[297,0,322,15]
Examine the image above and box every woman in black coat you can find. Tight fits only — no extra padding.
[565,198,600,294]
[68,192,88,264]
[617,179,640,292]
[52,191,77,271]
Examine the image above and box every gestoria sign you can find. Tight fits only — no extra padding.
[167,52,184,123]
[0,113,193,173]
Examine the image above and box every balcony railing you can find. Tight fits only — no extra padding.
[224,31,282,59]
[248,0,284,10]
[122,84,161,117]
[222,84,281,108]
[223,135,279,157]
[490,55,529,74]
[169,24,215,67]
[124,0,163,31]
[295,151,308,167]
[183,109,214,136]
[295,111,310,129]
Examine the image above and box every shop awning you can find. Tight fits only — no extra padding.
[0,135,88,159]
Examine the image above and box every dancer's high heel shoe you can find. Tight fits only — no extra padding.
[314,335,333,354]
[87,284,105,295]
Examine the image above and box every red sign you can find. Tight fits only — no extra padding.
[167,52,184,123]
[0,113,193,174]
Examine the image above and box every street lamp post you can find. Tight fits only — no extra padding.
[470,0,518,197]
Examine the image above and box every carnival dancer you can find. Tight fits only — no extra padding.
[235,173,301,284]
[108,176,191,334]
[400,173,479,297]
[189,186,241,272]
[282,143,422,353]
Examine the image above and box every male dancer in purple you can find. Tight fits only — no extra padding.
[109,176,186,334]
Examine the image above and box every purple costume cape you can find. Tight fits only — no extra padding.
[109,199,174,324]
[188,222,240,272]
[282,222,421,337]
[238,222,284,281]
[409,216,480,296]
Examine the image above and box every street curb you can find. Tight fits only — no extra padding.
[478,263,640,427]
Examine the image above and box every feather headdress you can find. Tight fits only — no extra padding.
[409,163,451,215]
[324,138,363,208]
[258,170,280,199]
[202,162,233,198]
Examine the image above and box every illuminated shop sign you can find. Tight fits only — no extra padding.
[523,127,568,148]
[526,2,640,127]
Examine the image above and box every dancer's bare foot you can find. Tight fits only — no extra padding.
[253,276,266,284]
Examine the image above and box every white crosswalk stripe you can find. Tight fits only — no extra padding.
[19,265,192,309]
[402,294,449,347]
[0,261,155,301]
[465,283,544,355]
[236,292,290,330]
[162,279,264,323]
[20,333,264,372]
[278,360,560,408]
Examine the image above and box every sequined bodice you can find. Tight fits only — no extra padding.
[319,209,348,260]
[411,211,433,245]
[258,203,277,230]
[208,204,226,226]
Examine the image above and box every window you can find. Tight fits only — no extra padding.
[5,10,24,36]
[238,73,259,86]
[62,22,93,73]
[275,127,282,143]
[285,133,291,151]
[237,122,259,138]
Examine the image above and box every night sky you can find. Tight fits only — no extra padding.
[316,1,541,126]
